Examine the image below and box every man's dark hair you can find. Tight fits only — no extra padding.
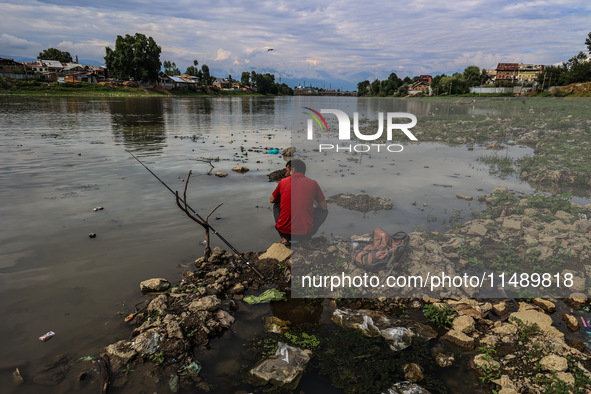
[290,159,306,174]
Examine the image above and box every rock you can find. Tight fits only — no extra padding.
[493,186,509,194]
[532,298,556,313]
[268,168,288,182]
[232,165,249,173]
[492,302,510,316]
[189,295,221,312]
[446,300,485,319]
[163,315,183,339]
[575,220,591,233]
[131,331,162,356]
[441,329,474,350]
[403,363,424,382]
[384,381,431,393]
[456,194,473,201]
[102,340,137,371]
[473,354,501,370]
[562,314,579,332]
[509,310,564,341]
[554,210,572,221]
[282,147,295,157]
[147,294,168,315]
[229,283,245,294]
[249,342,312,390]
[556,372,575,386]
[140,278,170,293]
[259,243,292,262]
[566,293,587,309]
[215,172,228,177]
[263,316,290,334]
[467,223,487,237]
[435,353,454,368]
[492,375,518,393]
[492,323,518,337]
[502,218,522,231]
[327,193,393,212]
[452,315,475,334]
[332,309,436,351]
[539,355,568,372]
[216,310,235,328]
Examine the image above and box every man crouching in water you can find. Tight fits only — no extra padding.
[270,159,328,246]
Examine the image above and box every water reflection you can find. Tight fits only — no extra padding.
[108,98,167,153]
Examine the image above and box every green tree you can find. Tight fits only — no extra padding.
[463,65,481,87]
[200,64,212,85]
[163,60,180,75]
[561,52,591,84]
[104,33,162,82]
[586,31,591,55]
[430,74,447,95]
[38,48,73,63]
[254,73,275,94]
[185,60,199,76]
[357,80,370,96]
[537,65,564,86]
[277,83,294,95]
[396,83,409,97]
[241,71,250,86]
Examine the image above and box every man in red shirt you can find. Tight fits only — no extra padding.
[270,159,328,245]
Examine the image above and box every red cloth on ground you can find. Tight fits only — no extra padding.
[272,173,325,236]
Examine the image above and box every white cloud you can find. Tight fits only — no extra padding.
[214,48,231,61]
[0,0,590,87]
[0,33,38,50]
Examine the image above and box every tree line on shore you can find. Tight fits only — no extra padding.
[358,32,591,96]
[34,33,293,95]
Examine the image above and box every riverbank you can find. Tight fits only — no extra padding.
[84,188,591,393]
[0,79,268,97]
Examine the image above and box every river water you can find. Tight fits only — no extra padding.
[0,95,587,392]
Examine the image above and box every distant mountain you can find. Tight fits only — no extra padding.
[211,66,358,91]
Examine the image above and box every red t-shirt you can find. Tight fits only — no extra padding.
[272,173,325,235]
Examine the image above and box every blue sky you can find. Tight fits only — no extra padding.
[1,0,590,90]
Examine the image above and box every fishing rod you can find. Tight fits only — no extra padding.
[113,139,264,279]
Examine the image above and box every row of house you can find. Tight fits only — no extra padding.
[408,63,545,95]
[0,57,108,83]
[487,63,545,84]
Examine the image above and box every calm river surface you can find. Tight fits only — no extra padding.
[0,95,585,392]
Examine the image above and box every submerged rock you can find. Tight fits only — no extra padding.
[263,316,290,334]
[249,342,312,389]
[327,193,393,212]
[232,165,249,173]
[403,363,424,382]
[331,309,436,351]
